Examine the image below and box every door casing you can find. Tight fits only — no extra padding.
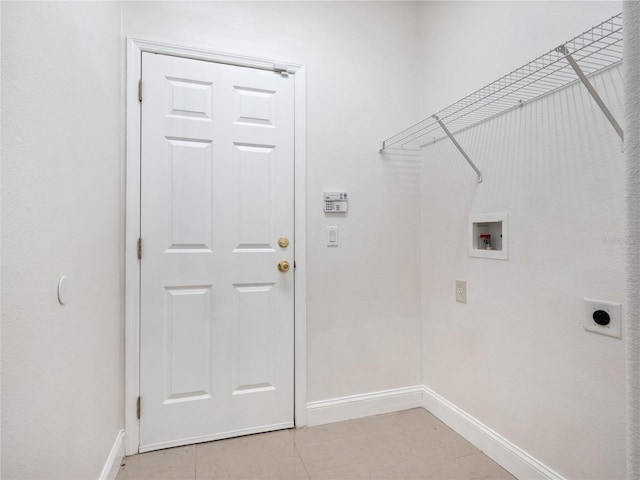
[124,38,307,455]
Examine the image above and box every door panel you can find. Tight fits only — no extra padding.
[234,144,275,248]
[139,52,294,452]
[164,285,213,403]
[232,282,276,394]
[167,139,214,251]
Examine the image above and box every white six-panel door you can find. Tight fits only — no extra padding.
[139,52,295,452]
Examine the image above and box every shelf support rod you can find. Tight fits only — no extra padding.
[556,44,624,140]
[434,115,483,183]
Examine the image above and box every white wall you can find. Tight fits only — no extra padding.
[2,1,632,477]
[624,2,640,478]
[0,2,422,474]
[419,2,627,478]
[1,2,124,478]
[419,1,623,115]
[123,1,423,404]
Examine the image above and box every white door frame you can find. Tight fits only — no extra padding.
[124,38,307,456]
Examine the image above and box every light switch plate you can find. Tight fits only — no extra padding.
[584,298,621,339]
[456,280,467,303]
[327,226,338,247]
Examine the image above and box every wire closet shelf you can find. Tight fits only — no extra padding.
[379,13,623,152]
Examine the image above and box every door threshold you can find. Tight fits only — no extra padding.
[139,421,295,453]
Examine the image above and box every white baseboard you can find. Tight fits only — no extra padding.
[305,385,563,479]
[99,429,125,480]
[113,384,563,479]
[420,385,564,480]
[306,385,424,426]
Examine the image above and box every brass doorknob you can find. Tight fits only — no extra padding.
[278,260,290,273]
[278,236,290,248]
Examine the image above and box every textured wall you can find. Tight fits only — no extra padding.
[418,1,622,115]
[3,2,634,478]
[123,1,423,404]
[419,2,627,478]
[0,2,124,478]
[624,1,640,478]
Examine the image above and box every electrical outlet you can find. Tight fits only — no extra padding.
[456,280,467,304]
[584,298,622,339]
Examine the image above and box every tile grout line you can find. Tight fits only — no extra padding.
[292,415,424,449]
[117,411,514,480]
[291,429,313,480]
[194,442,198,480]
[293,422,439,450]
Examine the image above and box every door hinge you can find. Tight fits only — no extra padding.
[136,397,141,419]
[137,238,142,260]
[138,79,142,102]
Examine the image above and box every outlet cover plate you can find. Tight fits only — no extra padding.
[456,280,467,304]
[584,298,621,339]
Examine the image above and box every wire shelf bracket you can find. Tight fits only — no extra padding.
[378,12,624,177]
[556,44,624,140]
[434,116,483,183]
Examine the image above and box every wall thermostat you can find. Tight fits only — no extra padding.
[323,191,348,213]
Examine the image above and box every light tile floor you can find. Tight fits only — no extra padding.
[117,408,516,480]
